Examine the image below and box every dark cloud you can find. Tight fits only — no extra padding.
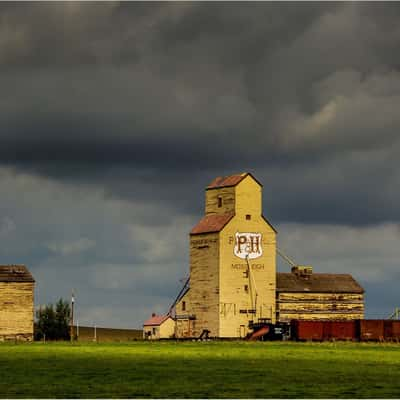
[0,3,399,325]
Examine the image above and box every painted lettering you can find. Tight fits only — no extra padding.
[234,232,263,260]
[231,263,265,270]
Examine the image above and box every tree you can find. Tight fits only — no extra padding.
[35,298,71,341]
[54,298,71,340]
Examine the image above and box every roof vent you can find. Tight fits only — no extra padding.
[291,265,313,278]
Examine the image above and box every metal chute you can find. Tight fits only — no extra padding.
[245,254,258,315]
[168,276,190,317]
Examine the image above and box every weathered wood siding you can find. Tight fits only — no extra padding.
[174,317,195,338]
[277,292,364,322]
[234,175,262,217]
[188,233,220,337]
[174,290,194,338]
[175,290,191,316]
[219,175,276,337]
[205,186,235,215]
[0,282,34,340]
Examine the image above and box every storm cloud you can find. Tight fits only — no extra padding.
[0,2,399,326]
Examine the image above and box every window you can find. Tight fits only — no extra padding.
[182,301,186,311]
[243,271,249,278]
[217,196,222,208]
[152,327,156,335]
[244,284,249,293]
[246,214,251,220]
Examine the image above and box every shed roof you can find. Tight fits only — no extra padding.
[206,172,262,190]
[190,212,234,235]
[0,265,35,283]
[276,272,364,294]
[143,314,171,327]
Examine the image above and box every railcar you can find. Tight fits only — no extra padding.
[250,319,400,342]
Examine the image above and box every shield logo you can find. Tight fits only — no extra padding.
[234,232,263,260]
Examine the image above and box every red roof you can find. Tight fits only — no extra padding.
[143,314,171,326]
[207,172,262,190]
[207,173,247,189]
[190,212,234,235]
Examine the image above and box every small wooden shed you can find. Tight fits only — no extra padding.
[0,265,35,341]
[143,314,175,340]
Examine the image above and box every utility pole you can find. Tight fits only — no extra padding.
[70,289,75,342]
[389,307,400,320]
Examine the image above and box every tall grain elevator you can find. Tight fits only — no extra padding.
[143,172,365,340]
[174,172,277,338]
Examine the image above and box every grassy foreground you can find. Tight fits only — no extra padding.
[0,341,399,398]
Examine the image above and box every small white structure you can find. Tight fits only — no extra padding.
[143,313,175,340]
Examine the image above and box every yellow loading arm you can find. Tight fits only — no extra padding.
[276,248,297,268]
[277,247,313,275]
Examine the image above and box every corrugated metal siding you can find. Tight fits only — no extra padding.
[384,320,400,341]
[391,321,400,340]
[323,321,357,340]
[359,320,385,341]
[291,320,324,341]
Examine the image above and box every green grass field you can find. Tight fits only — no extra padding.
[0,341,399,398]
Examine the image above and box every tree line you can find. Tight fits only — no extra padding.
[35,298,71,341]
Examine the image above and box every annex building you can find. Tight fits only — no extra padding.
[143,172,364,339]
[277,266,364,322]
[0,265,35,341]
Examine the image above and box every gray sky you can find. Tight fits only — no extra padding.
[1,2,399,327]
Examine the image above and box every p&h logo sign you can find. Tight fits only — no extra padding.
[234,232,262,260]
